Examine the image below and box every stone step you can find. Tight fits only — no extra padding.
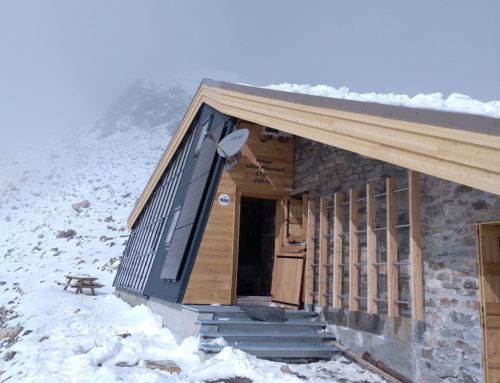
[200,330,336,344]
[199,342,339,360]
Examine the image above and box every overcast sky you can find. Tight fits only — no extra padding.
[0,0,499,150]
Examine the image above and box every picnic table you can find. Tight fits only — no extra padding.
[60,275,104,295]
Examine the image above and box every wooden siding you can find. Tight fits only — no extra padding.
[182,121,294,304]
[127,82,500,229]
[182,173,236,304]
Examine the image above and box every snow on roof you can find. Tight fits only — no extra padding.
[265,83,500,120]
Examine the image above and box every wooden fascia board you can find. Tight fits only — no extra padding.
[128,84,500,228]
[201,86,500,196]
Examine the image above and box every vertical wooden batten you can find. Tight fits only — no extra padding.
[319,196,329,307]
[349,188,359,312]
[386,177,399,317]
[305,200,315,306]
[366,183,378,315]
[409,170,424,321]
[302,194,309,242]
[332,191,343,309]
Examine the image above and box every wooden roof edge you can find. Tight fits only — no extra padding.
[206,79,500,137]
[127,79,500,228]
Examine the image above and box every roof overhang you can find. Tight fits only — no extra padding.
[128,79,500,228]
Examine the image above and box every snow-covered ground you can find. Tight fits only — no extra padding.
[0,124,386,382]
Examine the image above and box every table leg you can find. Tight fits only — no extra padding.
[64,278,72,291]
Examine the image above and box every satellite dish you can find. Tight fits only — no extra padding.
[217,129,249,158]
[204,128,249,172]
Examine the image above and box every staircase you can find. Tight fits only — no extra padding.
[184,305,339,360]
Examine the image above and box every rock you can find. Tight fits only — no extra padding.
[0,326,23,343]
[205,378,252,383]
[421,348,433,360]
[22,329,33,336]
[3,351,16,361]
[463,280,478,289]
[280,364,291,374]
[471,199,487,210]
[0,282,5,286]
[104,216,113,222]
[56,229,77,239]
[442,281,461,290]
[72,200,90,212]
[38,336,49,342]
[145,360,181,374]
[116,333,131,339]
[116,361,138,367]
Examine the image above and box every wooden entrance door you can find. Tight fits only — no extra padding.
[478,224,500,383]
[270,196,307,308]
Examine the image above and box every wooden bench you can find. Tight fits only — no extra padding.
[59,275,104,295]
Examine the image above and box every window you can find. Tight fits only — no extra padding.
[193,116,213,155]
[165,206,181,250]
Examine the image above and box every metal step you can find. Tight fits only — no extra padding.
[199,342,339,359]
[197,318,325,332]
[201,330,336,344]
[184,305,318,320]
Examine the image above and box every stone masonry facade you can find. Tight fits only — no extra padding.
[293,137,500,383]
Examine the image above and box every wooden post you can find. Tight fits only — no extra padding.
[276,198,285,251]
[367,183,378,315]
[282,198,289,246]
[332,191,343,309]
[409,170,424,321]
[305,199,315,306]
[349,188,359,312]
[302,194,309,242]
[319,196,328,307]
[386,177,399,317]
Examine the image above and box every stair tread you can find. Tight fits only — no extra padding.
[184,305,317,316]
[197,318,325,326]
[200,331,336,339]
[200,343,338,352]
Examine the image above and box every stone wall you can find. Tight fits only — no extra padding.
[294,137,500,383]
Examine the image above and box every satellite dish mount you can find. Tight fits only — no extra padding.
[205,129,249,172]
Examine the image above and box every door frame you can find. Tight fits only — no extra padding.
[231,190,284,304]
[476,221,500,382]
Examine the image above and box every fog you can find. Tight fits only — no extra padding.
[1,0,499,152]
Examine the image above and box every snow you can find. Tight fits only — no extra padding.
[265,83,500,119]
[0,108,386,382]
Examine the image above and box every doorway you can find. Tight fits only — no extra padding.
[236,197,276,297]
[477,223,500,383]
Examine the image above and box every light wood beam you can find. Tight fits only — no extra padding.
[409,170,424,321]
[302,194,308,242]
[305,200,315,306]
[349,188,359,312]
[367,183,378,315]
[319,196,328,307]
[332,191,343,309]
[386,177,399,317]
